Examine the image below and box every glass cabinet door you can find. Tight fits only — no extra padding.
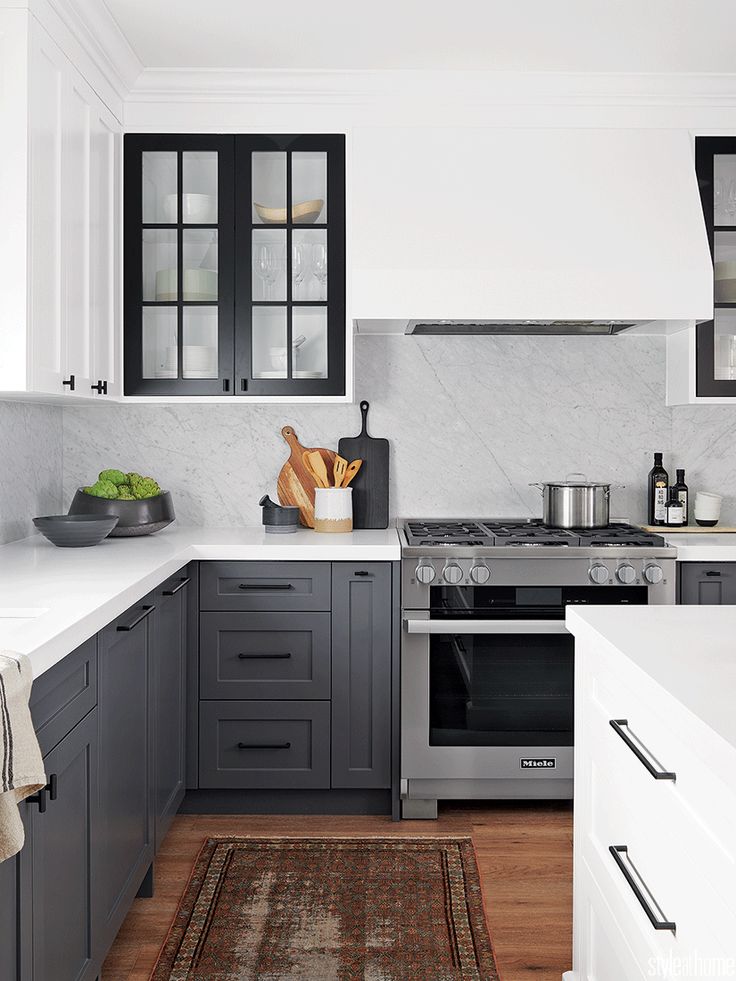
[695,139,736,397]
[235,135,345,395]
[124,136,234,395]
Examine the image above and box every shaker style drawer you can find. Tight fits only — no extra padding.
[199,562,331,612]
[198,700,330,789]
[199,612,331,700]
[30,636,97,756]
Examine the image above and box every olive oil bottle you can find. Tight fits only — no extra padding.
[647,452,669,526]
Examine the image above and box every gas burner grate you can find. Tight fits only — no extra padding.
[403,519,667,549]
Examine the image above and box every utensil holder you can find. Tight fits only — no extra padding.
[314,488,353,533]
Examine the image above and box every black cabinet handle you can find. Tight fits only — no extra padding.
[237,741,291,750]
[238,582,293,591]
[354,571,372,577]
[609,719,676,781]
[705,570,722,577]
[27,774,57,813]
[609,845,676,932]
[238,652,292,659]
[117,605,155,631]
[62,375,75,391]
[163,577,191,596]
[90,380,108,394]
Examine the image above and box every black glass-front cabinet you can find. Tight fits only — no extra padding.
[124,134,345,396]
[695,137,736,397]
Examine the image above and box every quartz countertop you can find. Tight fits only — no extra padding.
[663,533,736,561]
[0,526,401,678]
[566,605,736,752]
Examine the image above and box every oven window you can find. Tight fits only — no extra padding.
[429,632,574,747]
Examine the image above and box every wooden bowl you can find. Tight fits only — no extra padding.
[254,199,324,224]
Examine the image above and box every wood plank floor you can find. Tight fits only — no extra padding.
[103,801,573,981]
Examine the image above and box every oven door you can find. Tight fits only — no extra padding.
[401,612,574,798]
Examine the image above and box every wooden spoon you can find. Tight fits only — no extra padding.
[333,455,348,489]
[342,459,363,488]
[305,450,331,489]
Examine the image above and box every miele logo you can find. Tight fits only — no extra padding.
[520,757,556,769]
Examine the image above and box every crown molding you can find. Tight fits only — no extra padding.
[126,68,736,108]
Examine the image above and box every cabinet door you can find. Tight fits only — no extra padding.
[679,562,736,604]
[234,134,346,396]
[97,601,154,955]
[124,134,235,395]
[27,708,98,981]
[331,564,392,788]
[0,847,21,981]
[152,574,188,850]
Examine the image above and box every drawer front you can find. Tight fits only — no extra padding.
[30,636,97,756]
[199,562,331,612]
[199,613,331,699]
[199,700,330,789]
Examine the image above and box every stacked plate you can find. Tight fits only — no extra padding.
[183,345,217,378]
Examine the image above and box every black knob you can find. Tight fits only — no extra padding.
[90,380,108,394]
[62,375,75,391]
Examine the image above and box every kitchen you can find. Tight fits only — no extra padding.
[2,2,736,979]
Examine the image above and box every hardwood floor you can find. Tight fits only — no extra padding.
[103,801,573,981]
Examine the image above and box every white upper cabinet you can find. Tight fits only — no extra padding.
[0,9,120,400]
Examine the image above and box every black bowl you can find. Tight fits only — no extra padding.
[68,489,175,537]
[34,514,119,548]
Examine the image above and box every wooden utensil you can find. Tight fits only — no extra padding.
[277,426,336,527]
[342,459,363,488]
[338,401,390,528]
[333,455,348,489]
[304,450,330,489]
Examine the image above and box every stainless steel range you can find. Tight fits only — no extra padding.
[400,518,676,818]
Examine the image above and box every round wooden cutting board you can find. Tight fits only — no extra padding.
[277,426,336,527]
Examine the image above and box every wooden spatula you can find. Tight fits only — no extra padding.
[342,459,363,488]
[305,450,331,488]
[333,455,348,488]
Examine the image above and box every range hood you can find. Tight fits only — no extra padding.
[351,127,713,333]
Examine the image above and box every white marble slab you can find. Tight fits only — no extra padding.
[0,401,62,544]
[663,533,736,561]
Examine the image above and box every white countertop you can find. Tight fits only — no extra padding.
[567,605,736,752]
[0,526,401,679]
[663,533,736,561]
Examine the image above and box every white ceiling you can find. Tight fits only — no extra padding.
[103,0,736,74]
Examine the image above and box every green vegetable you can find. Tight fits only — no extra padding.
[129,475,161,500]
[116,486,136,501]
[98,469,127,486]
[84,479,119,499]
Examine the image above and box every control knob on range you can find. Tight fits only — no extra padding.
[589,563,609,585]
[442,562,464,585]
[415,562,436,585]
[643,563,663,584]
[616,563,637,584]
[469,562,491,585]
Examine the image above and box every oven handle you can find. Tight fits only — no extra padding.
[403,618,569,635]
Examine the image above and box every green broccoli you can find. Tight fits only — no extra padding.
[84,479,119,499]
[130,476,161,500]
[98,469,127,486]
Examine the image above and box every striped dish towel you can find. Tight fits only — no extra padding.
[0,653,46,862]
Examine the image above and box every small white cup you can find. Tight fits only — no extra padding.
[694,491,722,526]
[314,488,353,533]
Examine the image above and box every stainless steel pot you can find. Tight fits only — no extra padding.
[530,473,613,529]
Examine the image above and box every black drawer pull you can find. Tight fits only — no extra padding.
[705,570,721,577]
[609,845,676,932]
[238,582,294,591]
[237,741,291,750]
[163,577,191,596]
[27,774,57,813]
[238,652,292,659]
[354,570,371,577]
[117,605,155,631]
[610,719,676,781]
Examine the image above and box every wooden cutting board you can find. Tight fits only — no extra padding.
[338,401,390,529]
[277,426,336,528]
[640,525,736,534]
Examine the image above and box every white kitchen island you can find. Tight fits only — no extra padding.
[565,606,736,981]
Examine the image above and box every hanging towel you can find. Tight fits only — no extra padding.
[0,652,45,863]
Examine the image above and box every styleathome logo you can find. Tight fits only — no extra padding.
[519,758,556,769]
[648,952,736,977]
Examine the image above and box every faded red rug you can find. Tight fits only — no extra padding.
[151,836,500,980]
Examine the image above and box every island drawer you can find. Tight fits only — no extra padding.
[198,700,330,789]
[30,636,97,756]
[199,612,331,700]
[199,562,331,612]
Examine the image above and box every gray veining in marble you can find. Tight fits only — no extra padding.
[0,402,63,544]
[61,333,736,528]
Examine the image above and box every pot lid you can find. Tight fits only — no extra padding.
[544,479,611,488]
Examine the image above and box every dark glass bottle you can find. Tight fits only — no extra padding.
[673,469,689,525]
[647,452,669,526]
[665,488,685,526]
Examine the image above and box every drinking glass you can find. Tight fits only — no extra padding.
[293,243,307,298]
[255,244,278,299]
[311,243,328,300]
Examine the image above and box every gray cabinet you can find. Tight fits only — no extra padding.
[331,564,392,789]
[679,562,736,605]
[96,600,154,956]
[0,846,21,981]
[200,561,331,612]
[152,573,189,851]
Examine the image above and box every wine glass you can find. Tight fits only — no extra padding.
[311,243,328,300]
[255,244,278,300]
[293,243,307,298]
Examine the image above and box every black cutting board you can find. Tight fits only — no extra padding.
[338,401,390,529]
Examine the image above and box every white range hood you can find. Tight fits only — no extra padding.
[351,127,713,333]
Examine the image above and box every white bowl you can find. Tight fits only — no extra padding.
[163,193,216,224]
[155,268,218,301]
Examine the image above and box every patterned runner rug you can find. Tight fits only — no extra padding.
[151,836,500,980]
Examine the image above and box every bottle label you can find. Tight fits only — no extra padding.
[654,484,667,521]
[678,490,688,516]
[666,503,685,526]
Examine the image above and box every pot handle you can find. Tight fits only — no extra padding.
[528,482,544,491]
[565,472,588,482]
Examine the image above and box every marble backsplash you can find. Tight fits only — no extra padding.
[0,402,63,544]
[59,334,736,528]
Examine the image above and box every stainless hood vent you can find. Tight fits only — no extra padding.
[407,320,635,336]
